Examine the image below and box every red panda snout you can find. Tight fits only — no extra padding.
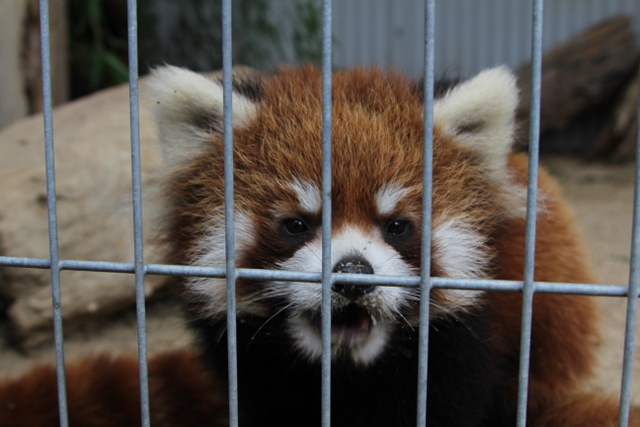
[332,257,376,302]
[260,223,417,365]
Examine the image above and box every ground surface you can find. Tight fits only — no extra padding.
[542,156,639,401]
[0,155,638,405]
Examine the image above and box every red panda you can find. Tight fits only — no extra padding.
[0,349,227,427]
[146,64,635,426]
[0,65,638,426]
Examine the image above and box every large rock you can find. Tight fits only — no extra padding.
[0,78,168,350]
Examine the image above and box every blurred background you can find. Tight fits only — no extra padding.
[0,0,639,400]
[1,0,639,156]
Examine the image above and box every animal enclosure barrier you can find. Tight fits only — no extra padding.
[0,0,638,427]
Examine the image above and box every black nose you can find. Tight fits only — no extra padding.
[332,258,375,302]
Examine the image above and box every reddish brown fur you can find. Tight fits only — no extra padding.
[535,392,640,427]
[1,66,638,426]
[169,66,497,243]
[161,66,637,425]
[168,66,501,312]
[0,349,227,427]
[489,154,602,423]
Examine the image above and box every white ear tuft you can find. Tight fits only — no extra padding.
[147,65,258,167]
[434,66,518,171]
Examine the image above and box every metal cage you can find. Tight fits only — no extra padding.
[0,1,638,427]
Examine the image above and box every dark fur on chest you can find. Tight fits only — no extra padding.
[190,308,512,427]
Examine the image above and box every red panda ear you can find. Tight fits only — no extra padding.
[433,66,518,174]
[147,65,261,167]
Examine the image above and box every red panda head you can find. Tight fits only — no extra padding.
[149,65,523,366]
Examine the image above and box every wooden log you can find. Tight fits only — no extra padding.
[588,67,639,162]
[0,0,68,129]
[516,15,639,147]
[0,0,30,128]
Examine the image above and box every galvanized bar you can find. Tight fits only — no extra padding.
[13,2,640,427]
[617,67,640,427]
[320,1,333,426]
[38,1,69,425]
[3,254,640,297]
[125,1,151,426]
[0,256,52,269]
[515,0,545,426]
[3,252,640,299]
[416,0,435,426]
[221,0,240,425]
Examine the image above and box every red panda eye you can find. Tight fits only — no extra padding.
[282,218,309,235]
[386,219,409,236]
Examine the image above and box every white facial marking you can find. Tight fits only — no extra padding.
[432,218,488,279]
[289,180,322,214]
[184,212,261,317]
[375,184,409,216]
[432,218,488,308]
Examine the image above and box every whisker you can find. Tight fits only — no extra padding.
[394,308,415,331]
[378,253,401,275]
[215,324,228,344]
[250,301,295,342]
[308,244,322,263]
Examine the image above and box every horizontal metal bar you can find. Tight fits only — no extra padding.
[2,255,638,297]
[0,256,51,269]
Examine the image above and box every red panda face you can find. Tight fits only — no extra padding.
[149,65,524,365]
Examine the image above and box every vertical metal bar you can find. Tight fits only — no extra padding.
[515,0,544,426]
[39,1,69,426]
[125,1,151,426]
[617,67,640,427]
[416,1,435,426]
[320,1,333,426]
[221,1,239,426]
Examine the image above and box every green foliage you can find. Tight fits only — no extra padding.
[233,0,283,67]
[69,0,129,96]
[68,0,325,96]
[157,0,283,70]
[293,0,323,65]
[151,0,324,71]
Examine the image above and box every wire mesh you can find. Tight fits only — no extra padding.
[619,61,640,427]
[0,0,637,426]
[320,1,334,426]
[37,0,68,425]
[220,1,240,426]
[124,0,151,425]
[416,1,435,426]
[516,0,545,425]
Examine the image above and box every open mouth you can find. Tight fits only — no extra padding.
[291,303,389,364]
[312,303,373,338]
